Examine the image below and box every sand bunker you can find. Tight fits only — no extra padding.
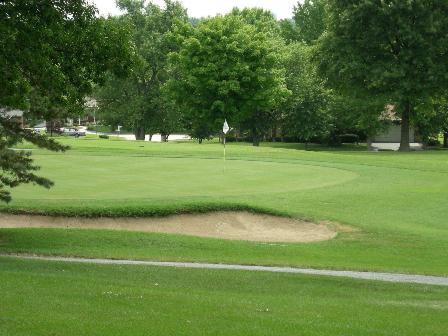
[0,212,339,243]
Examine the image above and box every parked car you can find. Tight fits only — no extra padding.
[60,127,86,137]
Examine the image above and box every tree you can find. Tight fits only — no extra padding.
[293,0,326,44]
[0,0,132,202]
[95,0,188,140]
[279,19,298,44]
[281,43,331,145]
[230,7,281,37]
[279,1,327,45]
[316,1,448,151]
[325,94,387,147]
[167,14,289,145]
[414,97,448,146]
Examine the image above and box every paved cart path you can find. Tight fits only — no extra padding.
[2,254,448,286]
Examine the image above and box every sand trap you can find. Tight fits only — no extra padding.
[0,212,340,243]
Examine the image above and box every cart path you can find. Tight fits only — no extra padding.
[2,254,448,286]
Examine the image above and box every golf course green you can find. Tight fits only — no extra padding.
[9,154,357,200]
[1,137,448,335]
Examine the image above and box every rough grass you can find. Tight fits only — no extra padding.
[1,138,448,275]
[1,257,447,336]
[1,226,446,275]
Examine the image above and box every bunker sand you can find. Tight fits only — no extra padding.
[0,212,341,243]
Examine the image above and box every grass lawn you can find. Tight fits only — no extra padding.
[1,257,447,336]
[1,138,448,275]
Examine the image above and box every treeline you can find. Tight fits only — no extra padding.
[94,0,448,150]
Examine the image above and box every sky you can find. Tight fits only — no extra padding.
[91,0,298,20]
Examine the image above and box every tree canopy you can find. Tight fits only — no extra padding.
[293,0,326,44]
[281,43,330,144]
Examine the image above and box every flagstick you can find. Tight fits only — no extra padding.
[222,119,230,174]
[223,134,226,174]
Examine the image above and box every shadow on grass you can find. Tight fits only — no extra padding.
[259,142,369,152]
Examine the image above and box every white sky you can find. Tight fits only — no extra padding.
[91,0,298,20]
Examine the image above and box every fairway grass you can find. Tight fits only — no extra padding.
[1,138,448,275]
[1,257,447,336]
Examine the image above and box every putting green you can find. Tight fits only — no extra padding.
[12,155,357,200]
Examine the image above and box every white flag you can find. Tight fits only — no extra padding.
[223,119,230,134]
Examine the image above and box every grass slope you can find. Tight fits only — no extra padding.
[1,257,447,336]
[1,138,448,275]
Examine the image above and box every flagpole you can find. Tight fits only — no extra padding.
[223,133,226,173]
[222,119,230,174]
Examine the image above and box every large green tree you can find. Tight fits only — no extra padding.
[280,0,326,45]
[281,43,331,145]
[167,13,289,145]
[95,0,187,140]
[0,0,132,202]
[293,0,326,44]
[316,0,448,151]
[230,7,281,37]
[281,42,385,147]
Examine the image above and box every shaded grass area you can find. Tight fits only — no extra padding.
[1,257,447,336]
[0,201,280,218]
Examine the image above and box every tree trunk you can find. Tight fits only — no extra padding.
[198,138,203,144]
[367,137,373,151]
[272,127,277,142]
[443,132,448,148]
[252,127,260,147]
[160,133,168,142]
[148,134,153,141]
[134,126,145,141]
[399,102,411,151]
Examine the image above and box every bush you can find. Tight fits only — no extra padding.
[99,134,109,139]
[225,136,252,143]
[338,134,360,144]
[425,137,441,147]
